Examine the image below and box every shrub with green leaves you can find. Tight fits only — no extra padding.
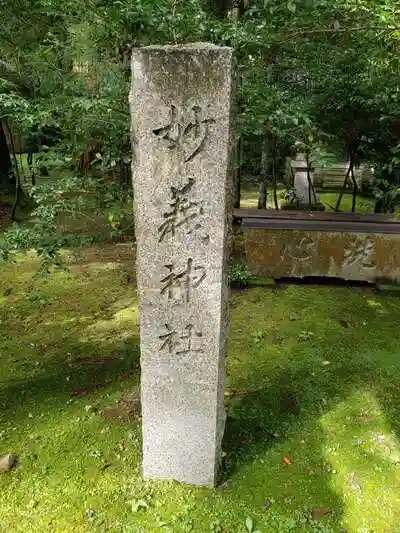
[229,263,253,288]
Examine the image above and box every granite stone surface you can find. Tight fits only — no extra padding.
[239,228,400,282]
[130,43,235,486]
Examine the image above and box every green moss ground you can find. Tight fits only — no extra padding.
[240,189,377,214]
[1,248,400,532]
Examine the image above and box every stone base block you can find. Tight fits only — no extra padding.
[237,228,400,283]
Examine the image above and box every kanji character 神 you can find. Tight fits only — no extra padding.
[160,258,206,303]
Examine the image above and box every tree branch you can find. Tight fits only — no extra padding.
[287,25,400,37]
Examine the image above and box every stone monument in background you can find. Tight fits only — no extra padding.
[130,43,235,486]
[291,153,324,210]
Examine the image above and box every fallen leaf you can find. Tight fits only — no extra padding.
[101,396,141,422]
[71,389,88,397]
[311,508,333,520]
[283,456,291,465]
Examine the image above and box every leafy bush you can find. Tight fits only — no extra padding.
[373,179,400,213]
[228,263,253,288]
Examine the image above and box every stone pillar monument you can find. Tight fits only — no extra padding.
[291,153,324,210]
[130,44,235,486]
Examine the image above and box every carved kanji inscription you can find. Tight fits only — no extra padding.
[160,258,206,303]
[159,323,204,355]
[344,238,375,268]
[153,104,215,163]
[158,178,208,243]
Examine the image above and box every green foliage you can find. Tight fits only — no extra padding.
[245,516,261,533]
[373,179,400,213]
[234,0,400,198]
[0,166,133,264]
[229,262,253,288]
[209,519,223,533]
[0,0,399,256]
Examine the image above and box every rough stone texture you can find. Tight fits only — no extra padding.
[130,44,235,486]
[240,228,400,282]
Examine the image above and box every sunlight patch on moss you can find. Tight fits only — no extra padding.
[321,390,400,532]
[110,296,138,313]
[84,303,139,342]
[83,261,122,271]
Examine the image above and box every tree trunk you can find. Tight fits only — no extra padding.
[335,150,359,212]
[234,135,242,208]
[28,152,36,186]
[335,160,352,212]
[4,120,27,219]
[258,135,269,209]
[272,155,279,210]
[271,136,279,210]
[231,1,242,208]
[229,0,242,19]
[350,163,358,213]
[393,167,400,186]
[306,151,312,207]
[258,182,267,209]
[10,165,21,221]
[0,121,16,195]
[305,150,318,207]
